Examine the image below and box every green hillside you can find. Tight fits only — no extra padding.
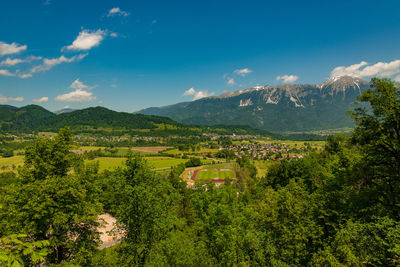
[0,105,269,136]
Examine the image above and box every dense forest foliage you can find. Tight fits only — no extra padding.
[1,78,400,266]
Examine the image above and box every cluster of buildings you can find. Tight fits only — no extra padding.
[220,142,308,160]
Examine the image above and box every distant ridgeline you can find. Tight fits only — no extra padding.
[0,105,270,136]
[139,76,370,132]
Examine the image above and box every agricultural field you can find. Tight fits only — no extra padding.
[85,157,127,171]
[254,139,326,150]
[85,156,190,171]
[164,146,219,155]
[252,160,276,178]
[79,146,106,151]
[130,146,172,153]
[0,156,24,172]
[201,162,237,169]
[78,146,152,156]
[145,157,187,169]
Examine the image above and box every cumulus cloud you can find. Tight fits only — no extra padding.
[0,56,42,66]
[182,87,214,100]
[276,74,299,83]
[234,68,252,76]
[0,58,23,66]
[63,29,106,51]
[193,91,214,100]
[227,78,235,85]
[107,7,130,17]
[0,41,27,56]
[70,78,91,90]
[56,90,95,102]
[33,96,49,103]
[30,54,87,74]
[0,69,15,77]
[331,60,400,79]
[55,79,96,102]
[0,94,24,104]
[182,87,196,96]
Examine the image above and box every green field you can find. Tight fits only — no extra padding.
[254,139,326,149]
[85,156,189,171]
[79,146,152,156]
[0,156,24,172]
[195,169,236,182]
[201,162,237,169]
[164,146,219,155]
[85,157,127,171]
[252,160,276,178]
[145,157,187,169]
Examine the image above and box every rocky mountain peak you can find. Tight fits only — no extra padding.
[139,76,371,132]
[318,76,369,93]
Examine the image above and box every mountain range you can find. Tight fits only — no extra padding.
[139,76,369,132]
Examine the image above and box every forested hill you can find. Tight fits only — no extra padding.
[0,104,56,131]
[0,105,269,136]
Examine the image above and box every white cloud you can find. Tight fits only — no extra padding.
[331,60,400,79]
[70,78,90,90]
[56,90,95,102]
[64,29,106,51]
[0,54,85,79]
[33,96,49,103]
[107,7,129,17]
[0,56,42,66]
[276,74,299,83]
[227,78,235,85]
[0,94,24,104]
[110,32,118,38]
[55,79,96,102]
[18,73,33,79]
[193,91,214,100]
[234,68,252,76]
[0,58,23,66]
[182,87,196,96]
[182,87,214,100]
[30,54,87,74]
[0,42,27,56]
[0,69,15,77]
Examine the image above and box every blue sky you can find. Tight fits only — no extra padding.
[1,0,400,112]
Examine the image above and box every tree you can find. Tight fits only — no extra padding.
[1,127,102,264]
[114,154,181,265]
[185,157,202,167]
[0,234,49,267]
[352,78,400,218]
